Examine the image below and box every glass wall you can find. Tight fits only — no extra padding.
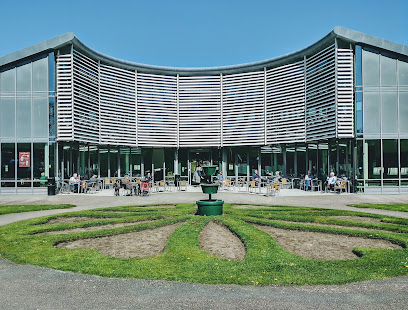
[356,45,408,192]
[0,53,53,193]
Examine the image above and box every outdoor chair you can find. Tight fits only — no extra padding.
[273,181,280,195]
[334,180,347,193]
[159,180,167,192]
[266,184,276,196]
[311,179,321,192]
[104,178,110,189]
[89,182,97,194]
[223,179,232,191]
[179,180,187,191]
[249,180,257,193]
[280,178,291,189]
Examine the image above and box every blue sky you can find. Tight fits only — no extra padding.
[0,0,407,67]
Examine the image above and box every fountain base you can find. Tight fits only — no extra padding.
[196,199,224,216]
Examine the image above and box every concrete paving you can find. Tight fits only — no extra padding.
[1,191,408,309]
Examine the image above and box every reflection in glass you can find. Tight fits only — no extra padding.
[383,140,398,179]
[380,54,397,86]
[401,140,408,179]
[16,98,31,138]
[399,93,408,134]
[362,49,379,87]
[1,143,15,180]
[0,98,16,137]
[381,92,398,134]
[366,140,381,179]
[363,92,380,134]
[16,63,31,92]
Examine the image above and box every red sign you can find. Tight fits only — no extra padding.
[19,152,30,168]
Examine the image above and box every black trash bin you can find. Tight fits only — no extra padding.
[48,177,56,195]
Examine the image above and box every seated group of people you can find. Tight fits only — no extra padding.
[304,170,341,191]
[68,173,99,193]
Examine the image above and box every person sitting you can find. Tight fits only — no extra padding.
[304,171,313,190]
[252,170,261,183]
[88,174,98,185]
[121,175,132,195]
[69,173,80,192]
[273,171,282,182]
[39,172,47,186]
[216,171,224,183]
[326,171,337,192]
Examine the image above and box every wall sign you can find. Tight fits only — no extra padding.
[19,152,30,168]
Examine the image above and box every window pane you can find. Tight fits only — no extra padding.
[16,98,31,138]
[131,148,141,177]
[356,92,363,133]
[362,49,379,87]
[363,92,380,134]
[1,143,15,180]
[16,63,31,92]
[32,57,48,92]
[383,139,398,179]
[367,140,381,179]
[120,147,130,177]
[110,147,118,177]
[399,92,408,134]
[1,68,16,92]
[401,140,408,178]
[99,147,108,177]
[89,145,98,177]
[381,92,398,134]
[399,59,408,86]
[17,143,31,180]
[381,55,397,86]
[0,97,16,137]
[356,140,363,179]
[32,97,48,137]
[33,143,46,179]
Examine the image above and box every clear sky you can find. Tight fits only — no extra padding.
[0,0,407,67]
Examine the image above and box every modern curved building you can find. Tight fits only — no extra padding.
[0,26,407,194]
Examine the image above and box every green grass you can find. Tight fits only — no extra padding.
[350,204,408,213]
[0,203,407,285]
[0,204,75,215]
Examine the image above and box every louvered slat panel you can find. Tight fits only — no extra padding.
[56,54,73,140]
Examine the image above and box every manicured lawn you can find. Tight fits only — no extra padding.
[0,204,75,215]
[0,203,407,285]
[350,204,408,213]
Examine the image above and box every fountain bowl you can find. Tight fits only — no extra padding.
[196,199,224,216]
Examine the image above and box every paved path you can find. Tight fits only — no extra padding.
[1,192,408,309]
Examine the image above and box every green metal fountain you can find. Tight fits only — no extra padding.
[196,165,224,216]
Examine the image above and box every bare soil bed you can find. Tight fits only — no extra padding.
[56,222,182,258]
[50,213,402,261]
[42,220,154,235]
[199,221,246,260]
[254,224,402,260]
[97,205,176,212]
[47,217,100,225]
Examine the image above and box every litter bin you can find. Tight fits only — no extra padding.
[48,177,56,195]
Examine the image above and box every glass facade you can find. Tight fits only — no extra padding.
[0,53,55,193]
[1,31,408,194]
[355,45,408,193]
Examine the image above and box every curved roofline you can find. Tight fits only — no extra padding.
[1,26,407,75]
